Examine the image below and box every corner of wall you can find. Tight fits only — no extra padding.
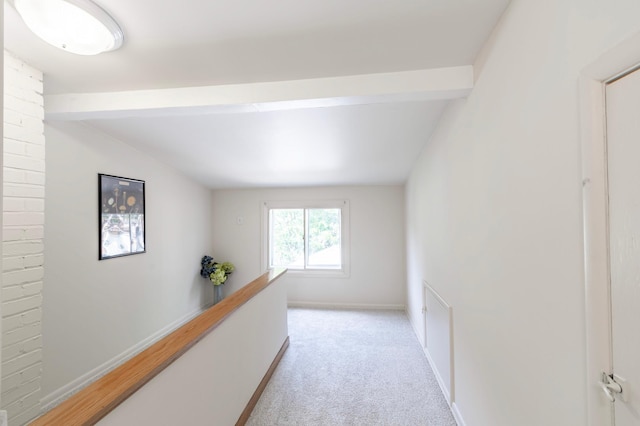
[472,1,512,83]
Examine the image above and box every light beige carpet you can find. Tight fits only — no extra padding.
[247,308,457,426]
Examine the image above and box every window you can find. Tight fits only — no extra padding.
[262,200,350,275]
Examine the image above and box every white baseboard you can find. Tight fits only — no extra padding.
[287,301,405,310]
[40,306,206,413]
[424,347,451,404]
[409,308,464,426]
[405,306,449,401]
[452,402,466,426]
[406,309,426,348]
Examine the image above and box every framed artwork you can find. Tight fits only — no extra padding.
[99,174,146,260]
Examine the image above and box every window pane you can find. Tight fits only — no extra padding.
[270,209,304,268]
[307,208,341,268]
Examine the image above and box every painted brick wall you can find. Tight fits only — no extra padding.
[2,51,45,426]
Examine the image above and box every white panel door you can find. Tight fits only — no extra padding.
[605,68,640,426]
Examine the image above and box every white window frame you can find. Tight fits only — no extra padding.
[261,199,350,277]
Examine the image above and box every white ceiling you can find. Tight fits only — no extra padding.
[4,0,510,189]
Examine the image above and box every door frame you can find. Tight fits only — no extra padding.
[580,30,640,426]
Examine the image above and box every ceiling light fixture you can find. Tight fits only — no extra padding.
[13,0,124,55]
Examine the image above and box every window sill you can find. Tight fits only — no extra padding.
[274,268,350,279]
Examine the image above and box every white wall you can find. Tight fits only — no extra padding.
[42,121,214,407]
[2,52,44,425]
[405,1,640,425]
[0,7,3,415]
[97,276,288,426]
[211,186,405,308]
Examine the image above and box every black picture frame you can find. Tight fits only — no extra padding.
[99,174,146,260]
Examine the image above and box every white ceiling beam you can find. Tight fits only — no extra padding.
[45,66,473,120]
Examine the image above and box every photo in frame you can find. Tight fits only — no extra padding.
[99,174,146,260]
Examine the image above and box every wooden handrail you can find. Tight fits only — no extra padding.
[30,268,287,426]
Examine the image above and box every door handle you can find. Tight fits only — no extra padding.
[600,372,624,402]
[599,381,621,402]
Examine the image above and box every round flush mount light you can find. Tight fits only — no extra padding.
[13,0,124,55]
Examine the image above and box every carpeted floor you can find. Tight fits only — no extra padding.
[246,308,457,426]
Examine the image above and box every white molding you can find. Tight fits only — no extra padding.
[580,29,640,426]
[451,402,466,426]
[287,301,405,310]
[40,306,206,413]
[580,73,614,426]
